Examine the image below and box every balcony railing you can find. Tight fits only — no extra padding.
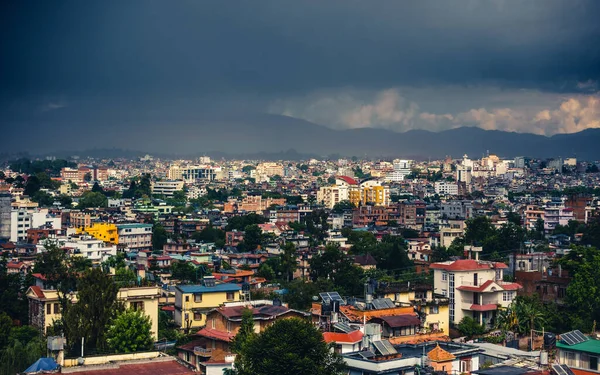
[194,346,213,356]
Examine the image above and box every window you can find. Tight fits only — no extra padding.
[194,312,202,321]
[442,272,447,281]
[430,306,439,314]
[566,351,575,366]
[212,319,215,329]
[47,303,51,315]
[54,303,59,314]
[503,292,513,301]
[185,296,189,302]
[131,301,145,311]
[227,321,232,333]
[461,360,472,373]
[194,293,202,303]
[226,292,235,301]
[473,273,478,286]
[590,356,598,371]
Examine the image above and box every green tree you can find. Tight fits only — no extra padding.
[457,316,485,338]
[170,262,199,283]
[0,312,13,349]
[279,243,298,282]
[309,244,364,296]
[0,336,46,375]
[230,308,257,374]
[77,191,108,208]
[107,309,153,353]
[83,172,92,182]
[60,268,121,351]
[192,226,225,244]
[23,175,41,197]
[234,318,346,375]
[242,224,263,251]
[115,267,137,287]
[57,194,73,208]
[332,200,355,213]
[152,224,168,250]
[256,263,276,281]
[31,190,54,206]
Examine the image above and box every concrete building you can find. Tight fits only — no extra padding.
[26,286,161,340]
[168,165,221,182]
[441,201,473,220]
[174,280,242,330]
[386,159,413,182]
[117,223,153,251]
[11,209,32,242]
[151,180,185,197]
[60,236,117,263]
[430,259,521,328]
[0,187,13,241]
[435,181,459,196]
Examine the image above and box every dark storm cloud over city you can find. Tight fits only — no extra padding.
[1,0,600,154]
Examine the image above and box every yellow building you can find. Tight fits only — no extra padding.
[26,286,161,340]
[382,287,450,335]
[174,282,241,330]
[76,223,119,244]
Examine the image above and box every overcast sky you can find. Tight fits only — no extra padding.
[1,0,599,145]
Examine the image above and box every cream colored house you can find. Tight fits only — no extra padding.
[26,286,161,340]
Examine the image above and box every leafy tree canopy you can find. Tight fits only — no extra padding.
[107,309,153,353]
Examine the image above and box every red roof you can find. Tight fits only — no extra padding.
[337,176,358,185]
[323,330,364,344]
[196,327,235,342]
[6,262,24,269]
[29,285,45,298]
[469,304,498,312]
[32,273,48,281]
[430,259,508,271]
[161,306,175,311]
[74,359,193,375]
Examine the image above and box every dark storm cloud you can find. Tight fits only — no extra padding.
[2,0,599,98]
[1,0,600,153]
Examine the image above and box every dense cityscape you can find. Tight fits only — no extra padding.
[3,1,600,375]
[0,153,599,375]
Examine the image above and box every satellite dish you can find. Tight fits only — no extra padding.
[77,357,85,366]
[312,296,319,301]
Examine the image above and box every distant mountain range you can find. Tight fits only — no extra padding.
[6,110,600,160]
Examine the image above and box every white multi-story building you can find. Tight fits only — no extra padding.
[151,180,185,197]
[434,181,459,196]
[386,159,412,182]
[11,209,32,242]
[168,165,221,182]
[430,259,522,328]
[117,223,153,251]
[61,236,117,263]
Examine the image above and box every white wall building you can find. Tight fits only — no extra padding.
[386,159,413,182]
[434,181,459,196]
[151,180,185,197]
[430,259,522,328]
[61,236,117,263]
[117,223,153,251]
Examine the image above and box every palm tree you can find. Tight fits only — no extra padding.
[495,306,519,332]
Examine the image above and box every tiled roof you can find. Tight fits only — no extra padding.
[428,343,456,362]
[71,359,193,375]
[469,304,499,312]
[430,259,508,271]
[29,285,45,298]
[323,330,364,344]
[340,305,414,322]
[457,280,522,292]
[337,176,358,185]
[373,314,421,328]
[196,327,235,342]
[354,253,378,266]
